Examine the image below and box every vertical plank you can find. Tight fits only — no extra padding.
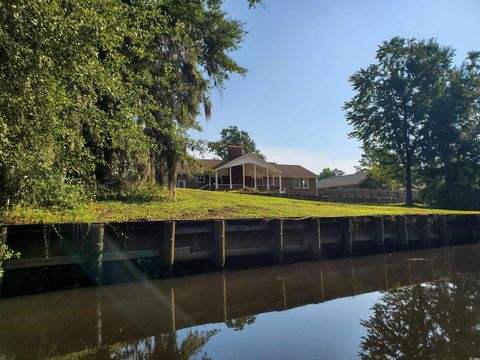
[374,216,385,253]
[419,215,432,248]
[309,218,321,260]
[213,220,226,268]
[162,221,175,275]
[472,215,480,243]
[340,218,353,256]
[0,225,7,293]
[437,215,449,246]
[272,219,284,263]
[396,216,409,250]
[95,290,103,347]
[89,223,104,286]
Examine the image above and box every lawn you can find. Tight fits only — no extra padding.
[1,188,478,225]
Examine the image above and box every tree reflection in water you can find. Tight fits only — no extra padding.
[67,329,219,360]
[359,274,480,359]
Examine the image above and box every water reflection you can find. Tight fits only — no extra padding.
[360,273,480,359]
[1,245,480,359]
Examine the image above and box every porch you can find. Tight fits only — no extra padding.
[213,154,284,192]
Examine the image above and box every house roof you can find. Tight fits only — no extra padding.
[178,149,317,178]
[214,153,284,174]
[316,172,367,189]
[268,163,317,178]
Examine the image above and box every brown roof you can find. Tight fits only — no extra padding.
[316,172,367,189]
[200,159,224,169]
[268,163,317,178]
[178,156,316,178]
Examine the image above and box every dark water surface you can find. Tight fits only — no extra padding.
[2,244,480,359]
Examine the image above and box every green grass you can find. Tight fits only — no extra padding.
[1,188,478,225]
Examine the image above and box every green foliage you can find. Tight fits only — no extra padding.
[417,52,480,209]
[0,0,254,208]
[345,37,480,208]
[318,168,345,180]
[208,126,265,159]
[357,149,404,190]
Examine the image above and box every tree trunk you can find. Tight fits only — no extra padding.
[405,152,414,207]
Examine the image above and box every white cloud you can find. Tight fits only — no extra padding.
[259,145,359,174]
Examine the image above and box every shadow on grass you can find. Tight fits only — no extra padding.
[96,184,172,204]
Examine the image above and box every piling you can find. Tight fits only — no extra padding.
[309,218,321,260]
[473,215,480,243]
[89,223,104,286]
[340,218,353,256]
[396,216,409,250]
[437,215,449,246]
[213,220,226,268]
[374,217,385,253]
[419,216,432,248]
[162,222,175,275]
[0,225,7,293]
[272,219,284,263]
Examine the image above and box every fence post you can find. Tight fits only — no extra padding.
[213,220,226,268]
[396,216,409,250]
[374,217,385,253]
[310,218,321,260]
[89,223,105,286]
[272,219,284,263]
[162,222,175,275]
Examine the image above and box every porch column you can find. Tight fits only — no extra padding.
[279,174,282,193]
[229,167,232,190]
[267,168,270,190]
[215,170,218,190]
[242,163,245,188]
[254,164,257,189]
[272,175,275,186]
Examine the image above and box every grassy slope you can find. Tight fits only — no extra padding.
[1,188,478,225]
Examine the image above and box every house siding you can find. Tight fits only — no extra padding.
[177,175,212,189]
[281,177,317,196]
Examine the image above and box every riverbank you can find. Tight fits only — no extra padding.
[1,188,477,225]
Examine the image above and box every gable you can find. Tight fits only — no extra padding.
[214,153,284,174]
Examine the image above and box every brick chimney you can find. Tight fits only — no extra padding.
[227,145,244,160]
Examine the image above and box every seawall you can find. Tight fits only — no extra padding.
[1,214,479,295]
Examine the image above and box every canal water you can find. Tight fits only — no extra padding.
[1,244,480,359]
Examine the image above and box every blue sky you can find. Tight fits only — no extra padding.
[191,0,480,173]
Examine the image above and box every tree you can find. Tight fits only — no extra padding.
[418,52,480,209]
[0,0,259,207]
[318,168,345,180]
[345,37,458,206]
[208,126,265,159]
[356,148,404,190]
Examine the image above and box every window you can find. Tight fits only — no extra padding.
[293,178,301,189]
[196,175,205,183]
[294,178,309,189]
[301,178,310,189]
[256,178,263,186]
[177,179,186,188]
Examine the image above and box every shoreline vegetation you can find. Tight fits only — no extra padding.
[1,188,477,225]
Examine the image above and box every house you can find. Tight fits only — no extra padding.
[316,172,368,190]
[177,145,318,195]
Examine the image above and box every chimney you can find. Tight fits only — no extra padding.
[227,145,244,160]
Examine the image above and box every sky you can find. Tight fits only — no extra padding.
[190,0,480,174]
